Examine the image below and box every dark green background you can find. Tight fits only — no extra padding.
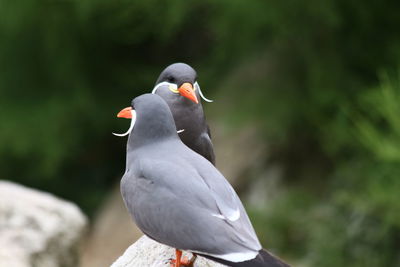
[1,0,400,266]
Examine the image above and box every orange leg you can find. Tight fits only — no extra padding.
[176,249,182,267]
[170,249,182,267]
[170,250,197,267]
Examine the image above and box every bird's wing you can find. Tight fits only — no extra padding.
[199,131,216,165]
[206,124,212,139]
[195,158,260,246]
[121,158,261,262]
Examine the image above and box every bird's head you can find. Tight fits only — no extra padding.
[113,94,178,138]
[152,63,213,104]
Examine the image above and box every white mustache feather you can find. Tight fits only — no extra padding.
[112,110,137,137]
[195,82,213,103]
[152,81,214,103]
[113,110,185,137]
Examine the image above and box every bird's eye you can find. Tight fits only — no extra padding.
[169,84,179,93]
[167,76,175,83]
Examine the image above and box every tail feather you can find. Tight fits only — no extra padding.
[200,249,290,267]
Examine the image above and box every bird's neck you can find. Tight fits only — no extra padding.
[127,128,177,150]
[126,109,179,150]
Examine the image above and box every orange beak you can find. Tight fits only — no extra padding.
[178,83,199,104]
[117,107,133,118]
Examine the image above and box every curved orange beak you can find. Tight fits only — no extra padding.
[117,107,132,118]
[178,83,199,104]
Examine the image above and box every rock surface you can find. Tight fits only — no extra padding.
[0,180,87,267]
[111,235,227,267]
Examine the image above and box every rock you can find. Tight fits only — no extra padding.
[0,180,87,267]
[111,235,227,267]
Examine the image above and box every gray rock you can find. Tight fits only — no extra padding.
[111,235,227,267]
[0,180,87,267]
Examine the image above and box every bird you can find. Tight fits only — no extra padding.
[152,63,216,165]
[115,94,290,267]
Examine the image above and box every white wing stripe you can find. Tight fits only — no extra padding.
[211,213,225,219]
[189,249,258,262]
[211,209,240,221]
[227,209,240,221]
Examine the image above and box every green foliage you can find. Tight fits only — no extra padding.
[355,72,400,162]
[242,71,400,266]
[0,0,210,213]
[1,0,400,265]
[207,1,400,265]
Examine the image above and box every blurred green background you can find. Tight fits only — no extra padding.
[1,0,400,266]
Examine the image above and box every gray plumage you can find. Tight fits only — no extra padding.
[153,63,215,165]
[120,94,290,267]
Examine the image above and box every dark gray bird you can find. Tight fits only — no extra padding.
[116,94,290,267]
[152,63,215,165]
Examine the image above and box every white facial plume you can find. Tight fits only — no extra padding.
[112,110,137,137]
[152,81,214,103]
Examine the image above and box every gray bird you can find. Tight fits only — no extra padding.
[116,94,289,267]
[152,63,215,165]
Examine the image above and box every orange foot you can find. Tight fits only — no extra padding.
[169,250,197,267]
